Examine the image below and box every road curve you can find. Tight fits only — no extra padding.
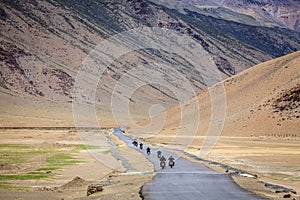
[114,128,265,200]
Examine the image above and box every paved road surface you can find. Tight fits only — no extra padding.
[114,128,265,200]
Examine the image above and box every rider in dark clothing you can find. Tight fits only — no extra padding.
[168,155,175,162]
[160,155,166,162]
[139,143,143,150]
[146,147,151,154]
[168,155,175,168]
[160,155,166,168]
[157,150,162,158]
[132,140,138,147]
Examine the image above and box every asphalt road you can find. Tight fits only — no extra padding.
[114,129,265,200]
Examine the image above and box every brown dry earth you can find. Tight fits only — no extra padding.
[0,129,153,200]
[0,52,299,199]
[132,51,300,199]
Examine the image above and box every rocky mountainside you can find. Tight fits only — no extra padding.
[144,51,300,138]
[0,0,300,126]
[158,0,300,31]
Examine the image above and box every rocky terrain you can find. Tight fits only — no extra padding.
[158,0,300,31]
[1,1,300,199]
[272,84,300,119]
[1,0,300,126]
[146,51,300,138]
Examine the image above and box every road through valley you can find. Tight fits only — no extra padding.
[114,129,265,200]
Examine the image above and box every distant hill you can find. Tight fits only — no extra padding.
[0,0,300,127]
[146,51,300,139]
[155,0,300,32]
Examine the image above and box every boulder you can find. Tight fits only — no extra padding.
[87,184,104,196]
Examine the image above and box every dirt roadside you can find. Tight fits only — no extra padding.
[1,128,299,200]
[143,135,300,200]
[0,128,154,200]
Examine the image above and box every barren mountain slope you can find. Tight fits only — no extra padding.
[148,51,300,138]
[156,0,300,31]
[138,51,300,195]
[1,0,300,127]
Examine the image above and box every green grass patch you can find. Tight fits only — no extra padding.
[36,167,60,171]
[72,144,100,153]
[26,171,48,175]
[0,145,82,182]
[78,144,100,150]
[115,144,125,149]
[0,144,61,164]
[0,173,50,181]
[0,182,29,191]
[46,154,81,166]
[101,150,110,154]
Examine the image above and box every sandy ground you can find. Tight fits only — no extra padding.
[199,137,300,200]
[0,131,299,200]
[0,128,154,200]
[140,135,300,200]
[132,51,300,199]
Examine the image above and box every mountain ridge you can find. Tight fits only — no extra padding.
[0,0,300,126]
[159,0,300,31]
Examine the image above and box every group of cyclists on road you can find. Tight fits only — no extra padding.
[132,139,175,169]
